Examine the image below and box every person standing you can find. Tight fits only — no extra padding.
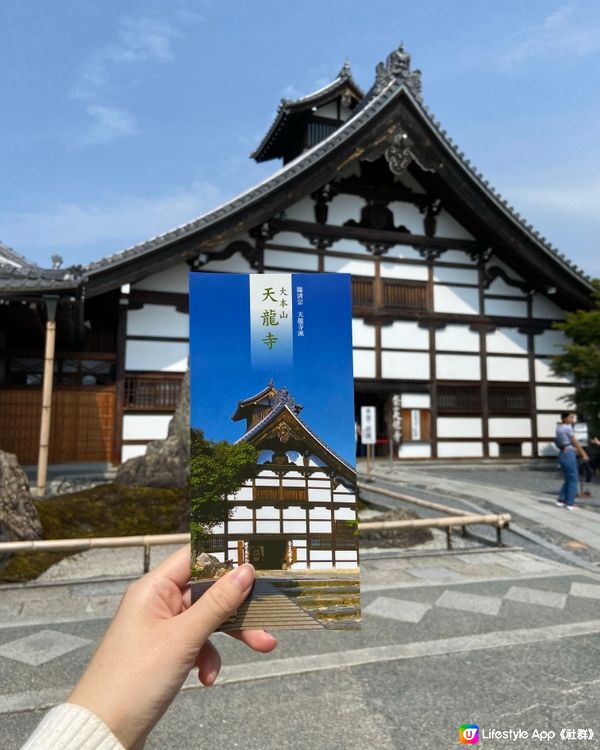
[555,411,589,510]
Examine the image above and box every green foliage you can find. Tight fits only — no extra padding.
[190,428,258,552]
[551,280,600,433]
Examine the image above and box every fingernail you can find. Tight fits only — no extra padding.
[206,669,219,686]
[230,563,255,591]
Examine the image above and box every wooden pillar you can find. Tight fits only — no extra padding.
[112,287,129,466]
[37,296,59,497]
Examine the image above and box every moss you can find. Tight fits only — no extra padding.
[0,484,188,583]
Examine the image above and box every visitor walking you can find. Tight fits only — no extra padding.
[555,411,589,510]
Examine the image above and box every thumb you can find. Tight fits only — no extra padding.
[178,564,255,646]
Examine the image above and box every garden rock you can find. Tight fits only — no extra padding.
[193,552,232,578]
[0,449,42,545]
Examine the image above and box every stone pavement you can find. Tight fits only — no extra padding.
[2,547,600,749]
[364,461,600,557]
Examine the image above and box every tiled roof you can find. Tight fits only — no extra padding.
[0,241,39,270]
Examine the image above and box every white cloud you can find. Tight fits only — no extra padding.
[0,181,226,264]
[499,2,600,67]
[84,105,138,143]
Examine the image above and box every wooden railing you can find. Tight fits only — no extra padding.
[124,374,183,411]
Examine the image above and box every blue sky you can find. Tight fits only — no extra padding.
[189,273,356,465]
[1,1,600,277]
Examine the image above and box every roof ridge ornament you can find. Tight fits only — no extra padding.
[373,42,422,99]
[338,60,352,79]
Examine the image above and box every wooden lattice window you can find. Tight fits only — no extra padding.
[488,385,531,415]
[309,534,333,549]
[334,520,358,550]
[254,486,308,502]
[124,374,182,410]
[203,535,225,552]
[498,442,523,458]
[383,281,427,310]
[352,278,374,306]
[437,385,482,414]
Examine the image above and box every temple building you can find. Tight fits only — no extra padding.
[0,43,594,466]
[204,383,357,571]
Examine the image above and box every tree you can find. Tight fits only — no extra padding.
[189,428,258,554]
[551,280,600,434]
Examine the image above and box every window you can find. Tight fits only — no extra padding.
[438,385,481,414]
[488,385,530,415]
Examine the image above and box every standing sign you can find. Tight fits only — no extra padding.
[361,406,377,445]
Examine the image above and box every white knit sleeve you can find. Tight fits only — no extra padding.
[21,703,125,750]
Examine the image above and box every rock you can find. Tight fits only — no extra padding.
[193,552,233,579]
[115,369,190,488]
[0,449,43,544]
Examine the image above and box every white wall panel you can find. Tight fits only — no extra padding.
[201,255,254,273]
[327,194,364,225]
[534,329,568,356]
[255,506,279,519]
[234,487,252,501]
[331,240,371,255]
[309,507,332,519]
[488,442,499,458]
[125,340,188,371]
[353,349,375,378]
[282,507,306,519]
[487,258,524,282]
[522,442,533,457]
[486,277,527,298]
[486,328,527,355]
[352,319,375,347]
[401,394,431,409]
[270,231,312,249]
[532,295,566,320]
[436,354,480,380]
[389,201,421,232]
[310,551,333,561]
[381,321,429,349]
[324,256,374,275]
[134,263,189,293]
[123,414,171,441]
[441,250,475,264]
[232,506,253,520]
[308,488,331,501]
[435,210,475,239]
[437,442,484,457]
[283,521,307,533]
[535,386,575,411]
[335,551,358,562]
[121,444,147,461]
[255,521,280,533]
[229,521,253,533]
[310,521,332,532]
[127,305,188,338]
[484,298,528,317]
[537,413,561,437]
[434,286,479,315]
[437,417,482,438]
[435,325,480,353]
[433,267,478,285]
[310,561,335,570]
[487,356,529,382]
[382,351,429,380]
[535,358,573,384]
[264,250,318,271]
[284,196,316,222]
[380,262,428,281]
[398,443,432,458]
[334,507,355,520]
[488,418,532,438]
[384,245,422,261]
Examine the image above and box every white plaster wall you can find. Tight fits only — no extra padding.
[535,358,573,384]
[484,298,528,317]
[134,263,189,293]
[255,506,278,519]
[485,277,527,298]
[331,240,371,255]
[532,295,566,320]
[380,262,428,281]
[385,245,422,262]
[315,102,337,118]
[488,418,532,438]
[264,250,318,271]
[283,521,307,533]
[232,506,253,520]
[441,250,475,264]
[537,413,561,438]
[335,551,358,563]
[395,172,426,193]
[282,507,306,520]
[270,231,313,249]
[127,305,188,338]
[201,255,254,273]
[310,551,333,562]
[233,487,253,501]
[310,521,332,532]
[401,394,431,409]
[123,414,171,441]
[381,321,429,349]
[487,258,524,282]
[283,196,314,222]
[487,356,529,382]
[121,444,147,461]
[255,521,279,533]
[388,201,422,232]
[521,442,533,457]
[398,443,432,458]
[435,210,475,239]
[436,354,480,380]
[334,507,356,520]
[382,351,429,380]
[488,442,500,458]
[324,256,374,275]
[229,521,253,534]
[433,267,478,285]
[327,194,364,225]
[437,442,484,457]
[125,340,188,371]
[353,349,375,378]
[435,325,480,353]
[434,286,480,315]
[539,441,560,457]
[309,507,331,519]
[535,386,575,411]
[534,329,568,356]
[310,561,335,570]
[437,417,482,438]
[308,488,331,502]
[352,318,375,347]
[486,328,528,355]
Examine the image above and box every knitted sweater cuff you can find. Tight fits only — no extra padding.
[21,703,125,750]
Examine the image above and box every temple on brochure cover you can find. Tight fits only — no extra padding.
[188,272,360,631]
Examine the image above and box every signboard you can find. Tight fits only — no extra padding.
[392,394,402,443]
[361,406,377,445]
[574,422,589,447]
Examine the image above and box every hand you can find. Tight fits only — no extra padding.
[68,546,276,749]
[592,436,600,446]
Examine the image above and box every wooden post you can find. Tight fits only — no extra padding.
[37,296,59,497]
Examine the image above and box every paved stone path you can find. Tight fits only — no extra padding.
[2,547,600,748]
